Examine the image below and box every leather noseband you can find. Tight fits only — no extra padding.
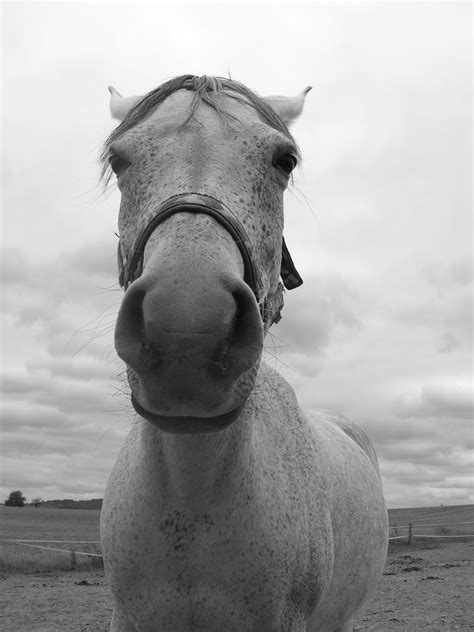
[117,193,303,327]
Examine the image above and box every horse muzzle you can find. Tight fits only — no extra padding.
[114,199,265,432]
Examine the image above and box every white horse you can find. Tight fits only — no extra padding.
[100,75,388,631]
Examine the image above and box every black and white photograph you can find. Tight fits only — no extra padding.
[1,1,472,630]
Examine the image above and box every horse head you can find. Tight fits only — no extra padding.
[103,75,311,434]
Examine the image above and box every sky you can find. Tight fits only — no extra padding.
[1,1,472,509]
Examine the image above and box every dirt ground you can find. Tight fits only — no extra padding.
[355,540,474,631]
[1,540,472,631]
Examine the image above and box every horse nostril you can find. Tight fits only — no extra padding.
[211,284,263,376]
[230,285,263,348]
[114,282,147,362]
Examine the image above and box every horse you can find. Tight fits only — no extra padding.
[100,75,388,632]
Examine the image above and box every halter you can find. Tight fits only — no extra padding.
[117,193,303,328]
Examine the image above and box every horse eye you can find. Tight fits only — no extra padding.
[274,154,298,176]
[109,154,129,176]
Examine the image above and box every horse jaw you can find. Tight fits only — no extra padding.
[263,86,312,125]
[108,86,142,121]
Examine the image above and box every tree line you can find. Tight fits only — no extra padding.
[3,491,102,510]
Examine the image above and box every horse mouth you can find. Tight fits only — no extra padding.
[130,393,244,434]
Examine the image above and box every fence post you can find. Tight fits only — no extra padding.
[408,523,413,545]
[70,549,77,570]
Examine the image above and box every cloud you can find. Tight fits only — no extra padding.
[381,448,473,510]
[422,259,473,290]
[396,379,473,420]
[269,256,472,508]
[1,2,471,509]
[0,242,130,501]
[1,244,119,348]
[274,273,364,353]
[358,374,473,508]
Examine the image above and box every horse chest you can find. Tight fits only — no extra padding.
[103,440,333,631]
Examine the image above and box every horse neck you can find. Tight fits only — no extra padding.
[139,418,253,505]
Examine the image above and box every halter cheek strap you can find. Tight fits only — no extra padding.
[117,193,303,327]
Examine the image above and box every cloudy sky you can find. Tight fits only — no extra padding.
[1,1,472,508]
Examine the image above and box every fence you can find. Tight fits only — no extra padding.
[5,539,103,569]
[388,521,474,544]
[6,520,474,565]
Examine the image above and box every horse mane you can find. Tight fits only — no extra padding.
[100,75,299,185]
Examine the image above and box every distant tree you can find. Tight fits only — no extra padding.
[4,491,26,507]
[31,497,42,508]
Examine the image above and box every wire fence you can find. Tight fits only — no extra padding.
[5,539,103,569]
[388,520,474,544]
[5,518,474,567]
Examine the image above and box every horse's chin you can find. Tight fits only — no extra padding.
[130,393,244,434]
[127,362,259,434]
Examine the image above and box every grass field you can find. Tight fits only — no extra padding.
[388,503,474,540]
[0,505,102,571]
[388,503,474,526]
[1,503,473,572]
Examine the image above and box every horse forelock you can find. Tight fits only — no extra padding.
[99,75,299,185]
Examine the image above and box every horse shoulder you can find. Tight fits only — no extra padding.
[311,410,381,476]
[257,363,380,475]
[255,364,387,630]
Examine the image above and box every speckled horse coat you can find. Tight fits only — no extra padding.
[100,75,388,632]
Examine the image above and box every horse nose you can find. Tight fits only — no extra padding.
[114,271,263,382]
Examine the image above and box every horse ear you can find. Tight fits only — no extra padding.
[263,86,312,126]
[108,86,142,121]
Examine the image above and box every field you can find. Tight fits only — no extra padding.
[1,504,473,631]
